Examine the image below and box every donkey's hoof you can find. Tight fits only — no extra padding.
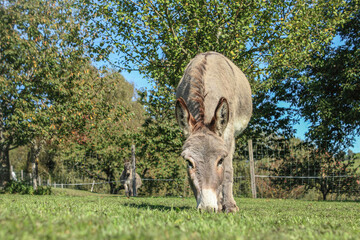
[224,204,239,213]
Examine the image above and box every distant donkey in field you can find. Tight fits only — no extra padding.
[175,51,252,213]
[120,162,142,197]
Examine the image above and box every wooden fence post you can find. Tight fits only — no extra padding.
[248,139,257,198]
[10,165,14,180]
[21,170,24,181]
[91,180,95,192]
[131,144,137,197]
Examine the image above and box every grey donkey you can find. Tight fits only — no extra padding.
[175,52,252,212]
[120,162,142,197]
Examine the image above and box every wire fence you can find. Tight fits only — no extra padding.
[235,139,360,200]
[11,168,195,196]
[11,138,360,200]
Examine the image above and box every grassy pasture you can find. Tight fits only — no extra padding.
[0,189,359,240]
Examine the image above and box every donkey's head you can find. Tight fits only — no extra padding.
[175,97,229,212]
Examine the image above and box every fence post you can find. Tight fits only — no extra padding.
[21,170,24,181]
[131,144,137,197]
[91,180,95,192]
[47,178,50,186]
[10,165,14,180]
[248,139,257,198]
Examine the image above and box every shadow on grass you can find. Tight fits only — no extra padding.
[123,202,193,212]
[311,199,360,203]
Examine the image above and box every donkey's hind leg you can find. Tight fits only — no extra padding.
[124,184,130,197]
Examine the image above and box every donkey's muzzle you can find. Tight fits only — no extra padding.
[197,189,218,212]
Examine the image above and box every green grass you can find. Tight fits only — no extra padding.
[1,189,359,240]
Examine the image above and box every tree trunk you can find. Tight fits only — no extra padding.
[0,112,11,188]
[28,139,43,190]
[322,191,327,201]
[0,145,11,188]
[320,180,328,201]
[32,160,38,190]
[109,180,116,194]
[108,172,116,194]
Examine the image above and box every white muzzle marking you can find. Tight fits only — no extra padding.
[197,189,218,212]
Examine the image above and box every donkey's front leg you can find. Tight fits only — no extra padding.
[222,161,238,212]
[222,142,239,213]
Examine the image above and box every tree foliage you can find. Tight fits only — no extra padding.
[135,92,186,195]
[290,2,360,150]
[0,0,97,187]
[79,0,353,137]
[58,69,145,193]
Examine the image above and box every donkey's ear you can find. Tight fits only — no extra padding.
[175,97,196,137]
[210,97,229,137]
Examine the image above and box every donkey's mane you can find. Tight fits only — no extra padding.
[189,53,216,130]
[189,52,225,131]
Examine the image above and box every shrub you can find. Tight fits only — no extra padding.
[34,185,52,195]
[3,181,51,195]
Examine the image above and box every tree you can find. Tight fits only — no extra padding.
[290,2,360,151]
[79,0,353,136]
[58,69,145,194]
[135,85,187,195]
[0,0,95,187]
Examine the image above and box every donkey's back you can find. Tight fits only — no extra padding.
[176,51,252,141]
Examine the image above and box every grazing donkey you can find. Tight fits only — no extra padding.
[175,52,252,212]
[120,162,142,197]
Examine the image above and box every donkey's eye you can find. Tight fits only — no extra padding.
[186,160,194,169]
[217,158,224,167]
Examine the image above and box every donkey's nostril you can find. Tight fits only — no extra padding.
[206,206,217,213]
[198,206,217,213]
